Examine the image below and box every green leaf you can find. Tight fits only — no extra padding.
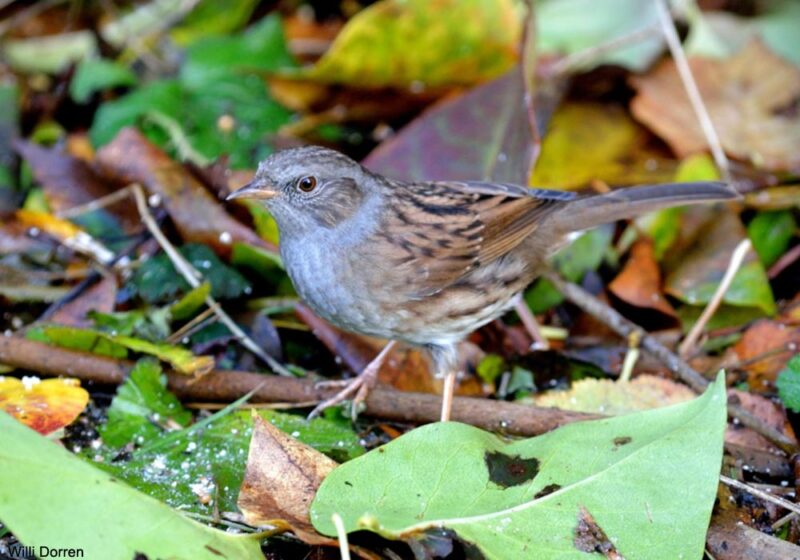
[535,0,663,72]
[2,31,97,74]
[477,354,507,384]
[0,411,261,559]
[665,210,776,316]
[170,281,211,321]
[89,308,171,341]
[129,243,250,304]
[90,16,295,169]
[311,374,727,559]
[94,408,364,515]
[777,355,800,413]
[171,0,259,46]
[70,58,137,103]
[27,325,213,376]
[100,359,191,447]
[287,0,519,88]
[89,79,184,147]
[181,14,295,87]
[748,210,796,268]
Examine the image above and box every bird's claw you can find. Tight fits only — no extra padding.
[308,375,373,421]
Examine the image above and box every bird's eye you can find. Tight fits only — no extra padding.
[297,176,318,192]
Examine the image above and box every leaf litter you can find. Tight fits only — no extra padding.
[0,1,798,558]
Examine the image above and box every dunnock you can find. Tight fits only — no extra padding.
[229,146,736,420]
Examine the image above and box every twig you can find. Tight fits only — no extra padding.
[720,475,800,517]
[37,227,154,322]
[331,513,350,560]
[130,184,293,377]
[679,239,752,358]
[0,336,600,436]
[543,271,798,453]
[655,0,731,183]
[619,331,641,383]
[768,243,800,279]
[56,186,135,220]
[547,24,661,77]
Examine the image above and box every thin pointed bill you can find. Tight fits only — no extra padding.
[226,181,278,201]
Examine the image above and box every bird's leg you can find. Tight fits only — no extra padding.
[440,371,456,422]
[430,344,459,422]
[309,340,397,421]
[513,295,550,351]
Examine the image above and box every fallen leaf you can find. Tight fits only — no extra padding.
[664,208,775,316]
[532,374,695,415]
[50,275,118,328]
[295,303,484,396]
[608,238,677,319]
[15,141,135,229]
[364,68,544,185]
[630,40,800,172]
[0,377,88,435]
[15,209,116,265]
[238,414,337,544]
[286,0,520,88]
[535,0,663,72]
[530,102,676,189]
[94,128,276,257]
[732,320,800,391]
[27,324,214,377]
[311,377,727,559]
[0,411,263,559]
[726,388,797,452]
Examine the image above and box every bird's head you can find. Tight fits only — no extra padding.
[227,146,376,237]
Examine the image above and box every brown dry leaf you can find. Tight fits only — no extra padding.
[238,414,336,545]
[0,377,89,435]
[732,319,800,391]
[94,128,276,257]
[630,40,800,172]
[295,303,484,396]
[533,374,695,415]
[49,275,118,328]
[726,388,797,452]
[608,238,677,319]
[14,140,137,229]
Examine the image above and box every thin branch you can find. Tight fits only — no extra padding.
[655,0,731,183]
[543,271,798,453]
[720,475,800,517]
[0,336,600,436]
[679,239,752,358]
[56,185,135,220]
[331,513,351,560]
[547,23,661,77]
[130,184,293,377]
[619,331,641,383]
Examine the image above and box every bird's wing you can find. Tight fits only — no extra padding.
[372,181,575,297]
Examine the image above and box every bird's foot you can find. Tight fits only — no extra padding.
[308,374,374,421]
[308,341,396,421]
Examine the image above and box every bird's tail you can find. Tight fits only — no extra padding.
[548,182,738,235]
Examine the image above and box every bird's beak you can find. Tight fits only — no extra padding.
[226,181,278,201]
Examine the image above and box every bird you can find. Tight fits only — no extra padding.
[228,145,737,421]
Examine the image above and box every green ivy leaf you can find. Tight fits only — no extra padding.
[129,243,250,304]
